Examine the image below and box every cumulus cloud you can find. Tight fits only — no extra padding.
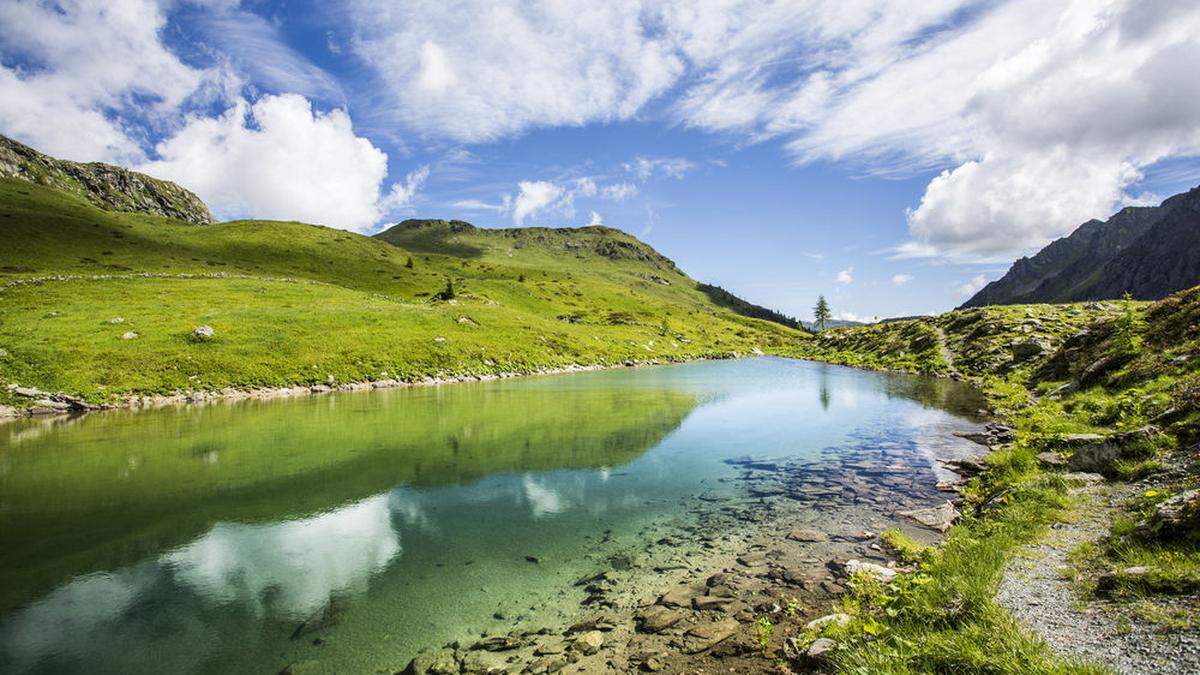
[587,210,603,226]
[891,274,913,286]
[341,0,1200,260]
[957,275,989,297]
[835,268,853,285]
[512,180,568,225]
[0,0,208,162]
[345,1,683,142]
[140,94,396,231]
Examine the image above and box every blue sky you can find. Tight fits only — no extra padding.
[3,1,1200,321]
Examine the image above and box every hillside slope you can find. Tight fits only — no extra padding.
[0,175,802,410]
[0,135,212,225]
[962,185,1200,307]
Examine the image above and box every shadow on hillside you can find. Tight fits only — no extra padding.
[377,227,486,259]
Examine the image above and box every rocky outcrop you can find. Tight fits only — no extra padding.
[962,185,1200,307]
[0,134,213,224]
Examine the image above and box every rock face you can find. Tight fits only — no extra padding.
[961,184,1200,307]
[0,134,213,225]
[1135,489,1200,540]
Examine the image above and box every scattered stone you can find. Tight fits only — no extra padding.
[525,555,541,564]
[736,552,768,568]
[571,630,603,656]
[1096,566,1156,595]
[1135,489,1200,540]
[109,317,125,324]
[193,325,214,339]
[471,635,524,652]
[460,649,509,674]
[683,618,739,653]
[898,501,959,532]
[806,613,853,632]
[692,595,735,611]
[637,606,683,633]
[1011,338,1051,361]
[120,331,139,340]
[1067,427,1158,474]
[1060,433,1107,446]
[658,585,697,608]
[525,655,567,674]
[404,648,460,675]
[806,637,838,662]
[841,559,899,583]
[1037,451,1067,468]
[786,528,829,542]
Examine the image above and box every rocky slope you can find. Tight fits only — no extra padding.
[0,134,212,225]
[962,185,1200,307]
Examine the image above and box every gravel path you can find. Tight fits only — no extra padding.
[997,481,1200,673]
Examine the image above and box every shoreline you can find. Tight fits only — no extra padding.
[1,352,766,425]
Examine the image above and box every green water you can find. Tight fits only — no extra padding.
[0,357,983,674]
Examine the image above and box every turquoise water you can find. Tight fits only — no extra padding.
[0,357,983,673]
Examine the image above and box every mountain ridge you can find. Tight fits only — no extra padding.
[0,134,213,225]
[962,185,1200,307]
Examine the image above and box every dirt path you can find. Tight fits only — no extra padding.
[997,480,1200,673]
[932,326,958,375]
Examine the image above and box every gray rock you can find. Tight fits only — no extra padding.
[898,501,959,532]
[1067,427,1158,474]
[1037,451,1067,468]
[460,649,509,674]
[806,613,853,631]
[1011,338,1052,361]
[1135,489,1200,540]
[841,559,898,582]
[193,325,214,339]
[120,331,139,340]
[807,637,838,661]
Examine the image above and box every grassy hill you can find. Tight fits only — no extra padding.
[0,177,803,409]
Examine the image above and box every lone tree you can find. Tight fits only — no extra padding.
[813,295,831,331]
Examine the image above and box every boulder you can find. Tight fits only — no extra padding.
[1135,489,1200,540]
[460,649,510,674]
[637,606,683,633]
[805,613,852,632]
[841,559,898,583]
[1067,427,1158,474]
[571,630,603,656]
[807,637,838,662]
[898,501,959,532]
[1036,452,1067,468]
[1011,338,1051,361]
[193,325,215,339]
[121,331,139,340]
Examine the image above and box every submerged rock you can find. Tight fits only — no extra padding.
[404,648,460,675]
[786,528,829,542]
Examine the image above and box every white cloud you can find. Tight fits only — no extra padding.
[512,180,568,225]
[380,165,431,213]
[346,1,683,142]
[835,268,853,285]
[587,210,603,226]
[957,274,988,297]
[0,0,209,162]
[834,311,875,324]
[664,0,1200,260]
[453,197,511,213]
[140,94,396,231]
[602,182,639,201]
[891,273,913,286]
[623,156,696,180]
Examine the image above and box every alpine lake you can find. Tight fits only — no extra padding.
[0,357,988,674]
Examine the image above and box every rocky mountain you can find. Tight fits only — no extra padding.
[0,134,212,225]
[962,185,1200,307]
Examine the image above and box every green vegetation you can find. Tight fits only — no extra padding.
[0,179,803,406]
[813,295,831,331]
[790,286,1200,673]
